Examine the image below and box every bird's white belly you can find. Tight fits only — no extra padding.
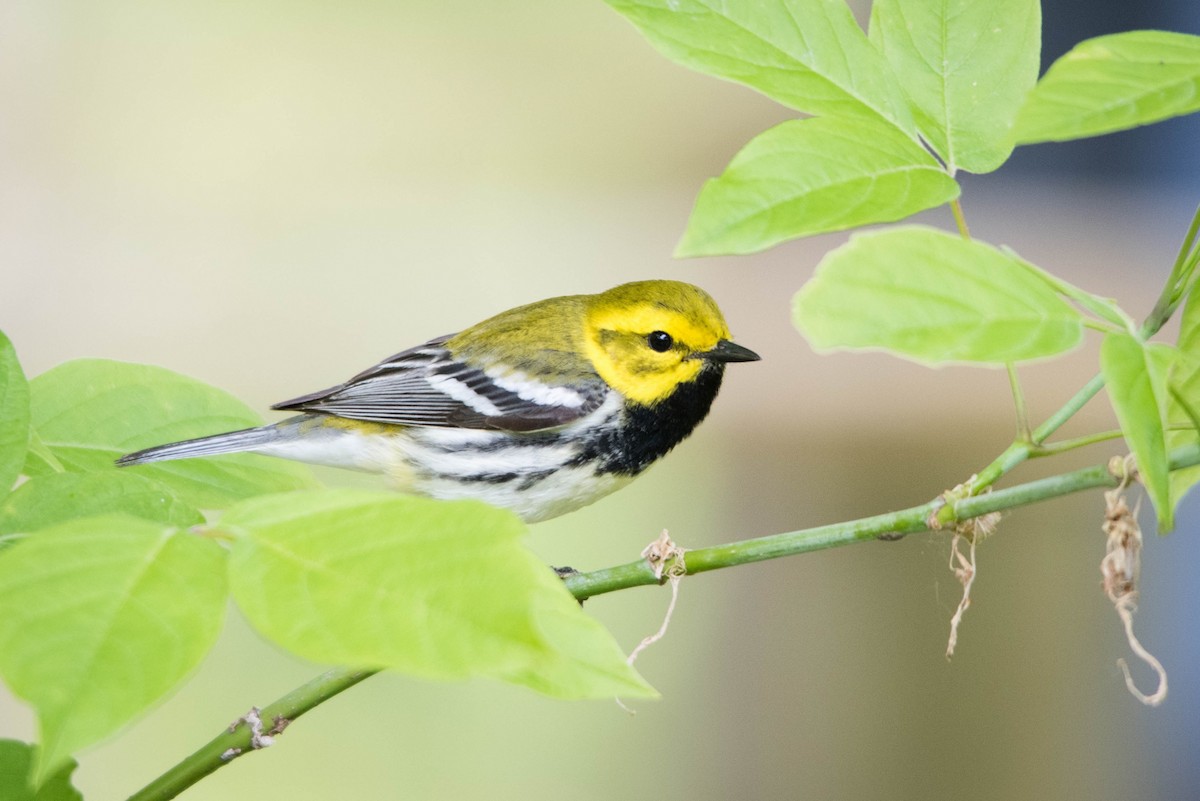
[261,395,632,522]
[408,463,633,523]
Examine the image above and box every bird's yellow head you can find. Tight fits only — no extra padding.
[582,280,759,406]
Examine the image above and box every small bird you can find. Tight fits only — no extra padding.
[117,280,759,522]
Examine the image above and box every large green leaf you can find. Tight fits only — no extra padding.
[792,226,1084,365]
[0,740,81,801]
[0,472,203,539]
[869,0,1040,173]
[1168,290,1200,509]
[225,490,654,699]
[1101,334,1176,531]
[27,359,315,508]
[677,116,959,256]
[0,516,228,781]
[1015,31,1200,144]
[0,332,30,500]
[603,0,916,136]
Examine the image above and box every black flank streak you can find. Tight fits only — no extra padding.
[453,471,522,485]
[447,468,559,487]
[518,470,559,490]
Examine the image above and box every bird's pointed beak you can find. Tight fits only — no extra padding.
[703,339,761,363]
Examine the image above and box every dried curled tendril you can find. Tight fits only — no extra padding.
[1101,456,1167,706]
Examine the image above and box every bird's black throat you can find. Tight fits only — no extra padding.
[587,365,726,476]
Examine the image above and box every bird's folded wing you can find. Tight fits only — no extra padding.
[272,336,608,432]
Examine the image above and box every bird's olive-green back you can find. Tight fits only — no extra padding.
[446,294,595,381]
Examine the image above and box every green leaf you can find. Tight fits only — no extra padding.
[677,117,959,256]
[225,490,654,698]
[496,597,657,699]
[0,741,81,801]
[0,332,31,500]
[1015,31,1200,144]
[0,472,204,539]
[27,359,315,508]
[603,0,916,136]
[869,0,1040,173]
[1168,291,1200,508]
[1101,334,1176,531]
[792,226,1084,365]
[0,515,228,781]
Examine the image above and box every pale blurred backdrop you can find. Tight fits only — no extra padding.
[2,1,1199,799]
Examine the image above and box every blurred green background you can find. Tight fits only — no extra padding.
[2,1,1199,799]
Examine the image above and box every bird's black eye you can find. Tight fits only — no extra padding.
[647,331,673,352]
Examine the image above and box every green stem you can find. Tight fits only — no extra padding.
[1006,363,1031,440]
[950,198,971,239]
[1145,201,1200,334]
[1031,373,1106,443]
[1034,424,1198,457]
[1032,429,1125,456]
[126,669,376,801]
[569,443,1200,598]
[127,443,1200,801]
[1169,202,1200,301]
[1082,319,1121,334]
[966,373,1107,494]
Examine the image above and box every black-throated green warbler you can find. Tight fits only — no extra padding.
[117,280,759,521]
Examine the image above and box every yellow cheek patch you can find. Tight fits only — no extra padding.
[583,325,707,406]
[624,359,704,406]
[581,287,733,405]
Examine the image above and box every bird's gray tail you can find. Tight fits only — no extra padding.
[115,424,284,467]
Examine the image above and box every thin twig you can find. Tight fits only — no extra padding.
[951,198,971,239]
[1007,363,1031,441]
